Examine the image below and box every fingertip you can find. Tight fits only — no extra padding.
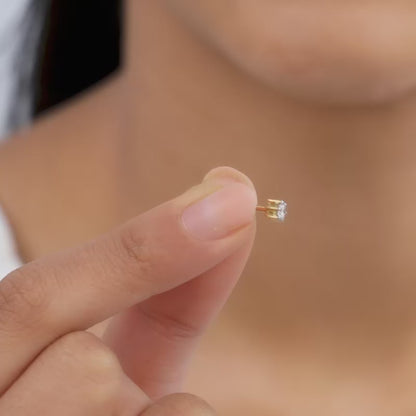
[141,393,216,416]
[203,166,256,191]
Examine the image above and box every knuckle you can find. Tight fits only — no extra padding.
[48,331,123,405]
[0,264,52,332]
[115,223,155,291]
[53,331,122,382]
[26,331,124,412]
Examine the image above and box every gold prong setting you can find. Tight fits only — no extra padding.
[256,199,287,222]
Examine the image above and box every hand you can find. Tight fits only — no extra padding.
[0,166,257,415]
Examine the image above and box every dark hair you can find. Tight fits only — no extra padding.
[9,0,123,130]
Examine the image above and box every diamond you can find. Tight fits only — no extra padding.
[256,199,288,222]
[276,200,287,222]
[264,199,287,222]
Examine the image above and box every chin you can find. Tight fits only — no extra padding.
[236,39,416,106]
[213,2,416,106]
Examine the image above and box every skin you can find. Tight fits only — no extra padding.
[0,167,255,415]
[1,0,416,413]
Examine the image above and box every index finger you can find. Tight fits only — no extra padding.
[0,167,257,395]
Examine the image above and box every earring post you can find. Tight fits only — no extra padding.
[256,199,287,222]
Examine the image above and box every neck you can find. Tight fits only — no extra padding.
[1,0,416,363]
[0,77,124,260]
[123,0,416,352]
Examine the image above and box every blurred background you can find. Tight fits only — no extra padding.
[0,0,122,140]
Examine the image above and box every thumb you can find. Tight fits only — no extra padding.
[140,393,216,416]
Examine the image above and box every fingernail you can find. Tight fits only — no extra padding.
[181,181,257,241]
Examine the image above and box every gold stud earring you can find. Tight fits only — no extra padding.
[256,199,287,222]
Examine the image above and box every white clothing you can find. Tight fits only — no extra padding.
[0,1,30,277]
[0,0,32,139]
[0,202,23,280]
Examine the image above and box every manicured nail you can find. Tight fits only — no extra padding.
[181,182,257,240]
